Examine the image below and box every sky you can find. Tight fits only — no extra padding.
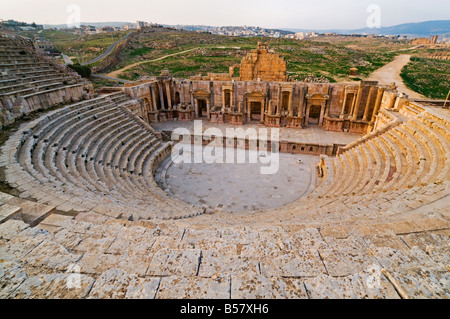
[1,0,449,30]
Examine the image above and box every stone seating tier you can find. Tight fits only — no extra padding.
[1,92,204,220]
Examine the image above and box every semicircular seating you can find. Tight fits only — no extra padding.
[1,35,450,299]
[1,92,204,220]
[0,35,92,120]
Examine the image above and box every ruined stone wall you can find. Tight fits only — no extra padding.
[172,80,379,119]
[239,42,288,82]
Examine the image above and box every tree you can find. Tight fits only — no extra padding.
[68,63,92,78]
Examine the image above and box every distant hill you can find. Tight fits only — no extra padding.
[282,20,450,38]
[43,22,133,29]
[43,20,450,39]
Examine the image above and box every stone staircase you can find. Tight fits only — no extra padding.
[0,34,448,299]
[0,34,93,126]
[0,92,204,221]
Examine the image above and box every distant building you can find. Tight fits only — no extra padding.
[136,21,152,29]
[102,26,114,33]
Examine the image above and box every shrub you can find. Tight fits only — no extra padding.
[68,63,92,78]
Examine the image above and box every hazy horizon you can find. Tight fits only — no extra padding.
[2,0,449,30]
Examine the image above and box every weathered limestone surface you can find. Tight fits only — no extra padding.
[239,42,288,82]
[0,33,449,300]
[0,216,448,299]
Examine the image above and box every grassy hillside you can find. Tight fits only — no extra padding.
[105,28,409,82]
[43,27,448,101]
[41,29,132,63]
[401,56,450,99]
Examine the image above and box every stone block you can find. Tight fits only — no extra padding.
[146,249,201,277]
[157,275,230,299]
[0,204,22,224]
[88,268,160,299]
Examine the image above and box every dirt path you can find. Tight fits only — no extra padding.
[366,54,424,99]
[82,32,134,66]
[105,47,200,79]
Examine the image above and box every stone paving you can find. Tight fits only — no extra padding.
[0,210,448,299]
[162,148,318,213]
[151,120,363,145]
[1,33,449,299]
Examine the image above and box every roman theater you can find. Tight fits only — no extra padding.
[0,34,449,299]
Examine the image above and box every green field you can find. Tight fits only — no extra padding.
[40,29,132,64]
[105,29,409,82]
[38,27,449,100]
[400,56,450,99]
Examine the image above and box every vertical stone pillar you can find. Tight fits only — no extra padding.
[222,89,226,112]
[362,86,376,122]
[370,88,384,123]
[300,85,307,117]
[150,86,158,111]
[238,101,243,113]
[190,82,194,107]
[206,100,211,120]
[194,99,199,118]
[159,82,165,110]
[305,103,310,125]
[351,84,363,121]
[277,85,282,115]
[325,86,332,118]
[165,82,172,110]
[340,93,348,119]
[288,92,293,117]
[319,103,325,126]
[260,99,265,122]
[276,88,281,116]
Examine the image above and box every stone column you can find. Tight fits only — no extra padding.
[194,99,199,118]
[319,103,326,126]
[351,84,363,121]
[362,86,376,122]
[370,88,385,123]
[300,86,307,117]
[260,99,265,122]
[190,82,194,107]
[222,89,226,112]
[247,100,251,121]
[348,94,357,119]
[150,86,158,111]
[325,86,332,117]
[305,103,310,125]
[277,85,282,115]
[288,92,293,117]
[340,92,348,119]
[206,99,211,120]
[165,82,172,110]
[159,83,165,110]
